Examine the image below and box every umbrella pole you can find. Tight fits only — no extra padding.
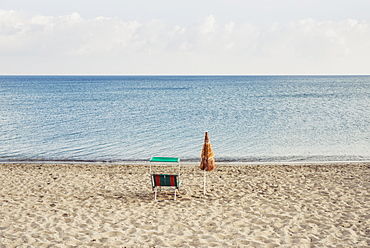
[203,169,206,195]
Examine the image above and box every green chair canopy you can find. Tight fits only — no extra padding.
[149,157,179,163]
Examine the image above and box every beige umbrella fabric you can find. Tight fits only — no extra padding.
[200,132,215,194]
[200,132,215,171]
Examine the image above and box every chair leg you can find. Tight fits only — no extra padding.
[154,188,157,200]
[174,188,177,201]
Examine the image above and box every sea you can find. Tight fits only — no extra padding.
[1,75,370,163]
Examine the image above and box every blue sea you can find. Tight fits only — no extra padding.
[1,75,370,163]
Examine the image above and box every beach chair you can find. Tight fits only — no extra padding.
[149,157,181,200]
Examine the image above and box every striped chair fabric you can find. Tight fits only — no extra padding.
[152,174,179,187]
[151,174,180,200]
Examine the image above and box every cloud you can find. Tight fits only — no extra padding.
[276,18,370,59]
[0,10,141,56]
[0,9,369,74]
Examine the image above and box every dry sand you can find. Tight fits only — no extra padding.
[0,162,369,247]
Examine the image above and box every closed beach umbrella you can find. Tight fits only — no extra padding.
[200,132,215,194]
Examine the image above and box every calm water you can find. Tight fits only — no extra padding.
[1,75,370,162]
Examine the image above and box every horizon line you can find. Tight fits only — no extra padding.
[1,74,370,77]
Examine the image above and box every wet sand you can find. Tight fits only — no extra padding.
[1,162,369,247]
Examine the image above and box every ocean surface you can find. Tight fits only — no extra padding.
[1,75,370,163]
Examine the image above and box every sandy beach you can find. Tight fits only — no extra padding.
[1,162,369,247]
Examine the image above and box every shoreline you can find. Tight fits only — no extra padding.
[1,162,369,247]
[2,159,370,165]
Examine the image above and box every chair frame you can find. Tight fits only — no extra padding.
[149,157,181,200]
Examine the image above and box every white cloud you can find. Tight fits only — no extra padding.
[0,9,369,74]
[282,19,370,59]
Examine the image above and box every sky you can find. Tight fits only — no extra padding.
[1,0,369,75]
